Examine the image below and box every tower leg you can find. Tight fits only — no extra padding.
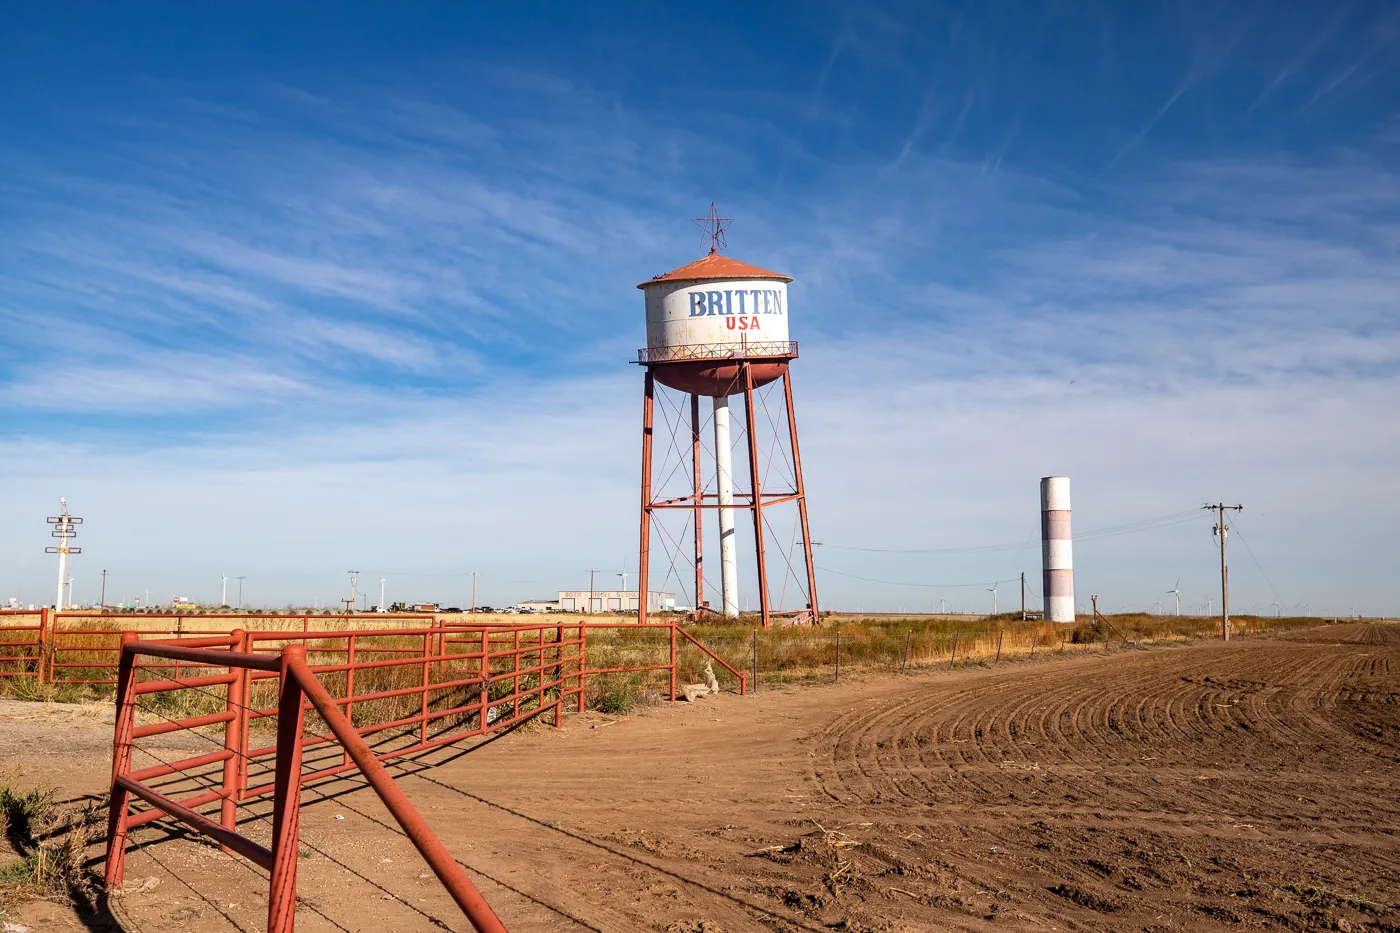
[713,395,740,618]
[742,364,772,630]
[691,394,704,615]
[783,369,820,622]
[638,370,655,625]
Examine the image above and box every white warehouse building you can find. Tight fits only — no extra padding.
[517,590,677,614]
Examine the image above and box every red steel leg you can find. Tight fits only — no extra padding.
[638,369,654,626]
[741,364,772,629]
[783,369,821,621]
[692,393,704,614]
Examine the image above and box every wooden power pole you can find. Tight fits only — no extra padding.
[1204,503,1243,641]
[1020,571,1026,620]
[586,569,599,616]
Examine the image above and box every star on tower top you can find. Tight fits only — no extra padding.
[691,202,733,255]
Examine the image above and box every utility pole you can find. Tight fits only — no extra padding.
[1204,504,1243,641]
[237,576,246,610]
[100,569,108,612]
[471,572,477,611]
[1021,571,1026,620]
[344,570,358,614]
[586,569,599,615]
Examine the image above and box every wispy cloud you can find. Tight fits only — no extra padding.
[1,7,1398,613]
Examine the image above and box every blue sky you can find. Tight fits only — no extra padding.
[1,2,1397,614]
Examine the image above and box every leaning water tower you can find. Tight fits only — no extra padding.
[634,207,819,628]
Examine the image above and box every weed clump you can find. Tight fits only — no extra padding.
[0,778,100,910]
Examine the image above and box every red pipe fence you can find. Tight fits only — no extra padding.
[101,619,742,932]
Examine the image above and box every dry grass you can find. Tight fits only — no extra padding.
[658,612,1328,691]
[0,611,1341,714]
[0,777,101,912]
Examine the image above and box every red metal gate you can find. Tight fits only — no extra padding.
[104,620,743,931]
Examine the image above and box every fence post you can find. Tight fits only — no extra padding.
[220,630,246,850]
[669,623,677,702]
[752,629,759,693]
[578,621,588,713]
[236,630,253,801]
[104,631,139,887]
[478,630,491,731]
[268,645,307,933]
[834,628,840,683]
[554,624,564,726]
[344,634,357,766]
[421,630,433,745]
[900,630,912,674]
[511,628,521,720]
[949,630,960,669]
[37,607,49,683]
[995,629,1004,664]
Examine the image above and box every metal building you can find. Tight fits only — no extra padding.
[557,590,675,613]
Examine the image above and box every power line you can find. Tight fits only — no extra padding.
[815,508,1203,554]
[1228,520,1286,609]
[816,566,1019,589]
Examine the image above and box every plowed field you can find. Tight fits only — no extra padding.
[4,624,1398,932]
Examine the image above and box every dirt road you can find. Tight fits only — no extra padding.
[4,625,1397,932]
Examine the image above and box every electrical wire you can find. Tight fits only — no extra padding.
[816,508,1203,554]
[816,566,1019,589]
[1227,520,1287,610]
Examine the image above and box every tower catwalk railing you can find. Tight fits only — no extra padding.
[637,340,797,364]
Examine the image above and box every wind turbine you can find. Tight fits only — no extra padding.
[1271,599,1283,617]
[1155,598,1163,615]
[938,597,947,614]
[987,583,998,615]
[1166,577,1182,616]
[1205,596,1213,615]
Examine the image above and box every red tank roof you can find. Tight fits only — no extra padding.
[639,251,792,289]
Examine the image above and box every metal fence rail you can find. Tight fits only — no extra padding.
[103,620,744,932]
[0,610,45,679]
[0,610,437,685]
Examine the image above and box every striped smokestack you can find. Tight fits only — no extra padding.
[1040,476,1074,623]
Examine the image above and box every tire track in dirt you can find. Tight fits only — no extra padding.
[799,637,1400,930]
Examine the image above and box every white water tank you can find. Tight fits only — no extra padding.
[640,252,792,359]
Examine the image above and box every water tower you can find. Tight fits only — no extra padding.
[635,207,819,628]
